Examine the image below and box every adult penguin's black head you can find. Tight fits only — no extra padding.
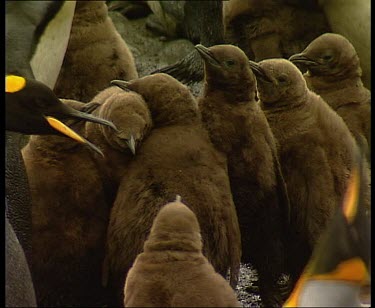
[6,75,118,156]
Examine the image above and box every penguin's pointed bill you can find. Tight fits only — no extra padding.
[289,53,319,66]
[45,116,104,157]
[195,44,221,66]
[63,106,119,132]
[248,61,272,82]
[126,134,136,156]
[111,80,131,91]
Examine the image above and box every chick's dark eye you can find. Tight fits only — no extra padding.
[322,54,333,61]
[277,75,288,83]
[225,59,236,66]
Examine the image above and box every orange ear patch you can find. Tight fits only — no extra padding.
[342,166,359,224]
[6,75,26,93]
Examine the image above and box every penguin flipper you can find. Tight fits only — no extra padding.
[151,50,204,84]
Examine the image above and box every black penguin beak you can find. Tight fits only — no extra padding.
[111,80,131,91]
[44,116,104,157]
[248,61,272,82]
[64,106,118,132]
[195,44,220,66]
[126,134,136,156]
[289,53,318,66]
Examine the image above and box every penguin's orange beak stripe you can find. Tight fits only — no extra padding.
[342,166,359,224]
[283,258,368,307]
[45,116,86,144]
[45,116,104,157]
[6,75,26,93]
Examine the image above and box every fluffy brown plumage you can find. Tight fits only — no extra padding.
[196,44,291,307]
[124,200,241,307]
[85,86,153,200]
[22,99,110,307]
[289,33,371,159]
[249,58,371,288]
[54,0,138,102]
[223,0,330,63]
[104,73,241,306]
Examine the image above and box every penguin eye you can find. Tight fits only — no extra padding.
[322,54,333,62]
[225,59,236,66]
[277,74,288,83]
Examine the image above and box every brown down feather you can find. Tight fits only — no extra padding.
[54,0,138,102]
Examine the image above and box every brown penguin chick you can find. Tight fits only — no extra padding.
[196,44,291,307]
[22,99,110,307]
[105,73,241,306]
[289,33,371,159]
[53,0,138,102]
[249,58,371,289]
[124,199,241,308]
[84,86,153,199]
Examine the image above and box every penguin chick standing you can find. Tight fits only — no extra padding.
[85,86,153,201]
[289,33,371,160]
[196,44,291,307]
[22,99,112,307]
[249,58,370,288]
[106,73,241,306]
[54,0,138,102]
[124,200,241,307]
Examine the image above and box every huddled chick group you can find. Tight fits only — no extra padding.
[6,1,370,308]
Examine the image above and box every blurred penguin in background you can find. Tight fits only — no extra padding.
[284,146,370,307]
[124,199,241,307]
[223,0,330,63]
[54,0,139,102]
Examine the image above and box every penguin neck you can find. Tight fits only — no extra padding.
[305,60,363,93]
[305,73,370,110]
[261,89,315,144]
[261,89,308,114]
[144,231,202,254]
[203,78,257,103]
[73,1,107,25]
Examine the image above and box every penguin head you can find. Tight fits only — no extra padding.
[6,75,119,156]
[195,44,257,96]
[144,200,203,253]
[96,90,152,155]
[249,59,308,106]
[111,74,199,126]
[289,33,361,80]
